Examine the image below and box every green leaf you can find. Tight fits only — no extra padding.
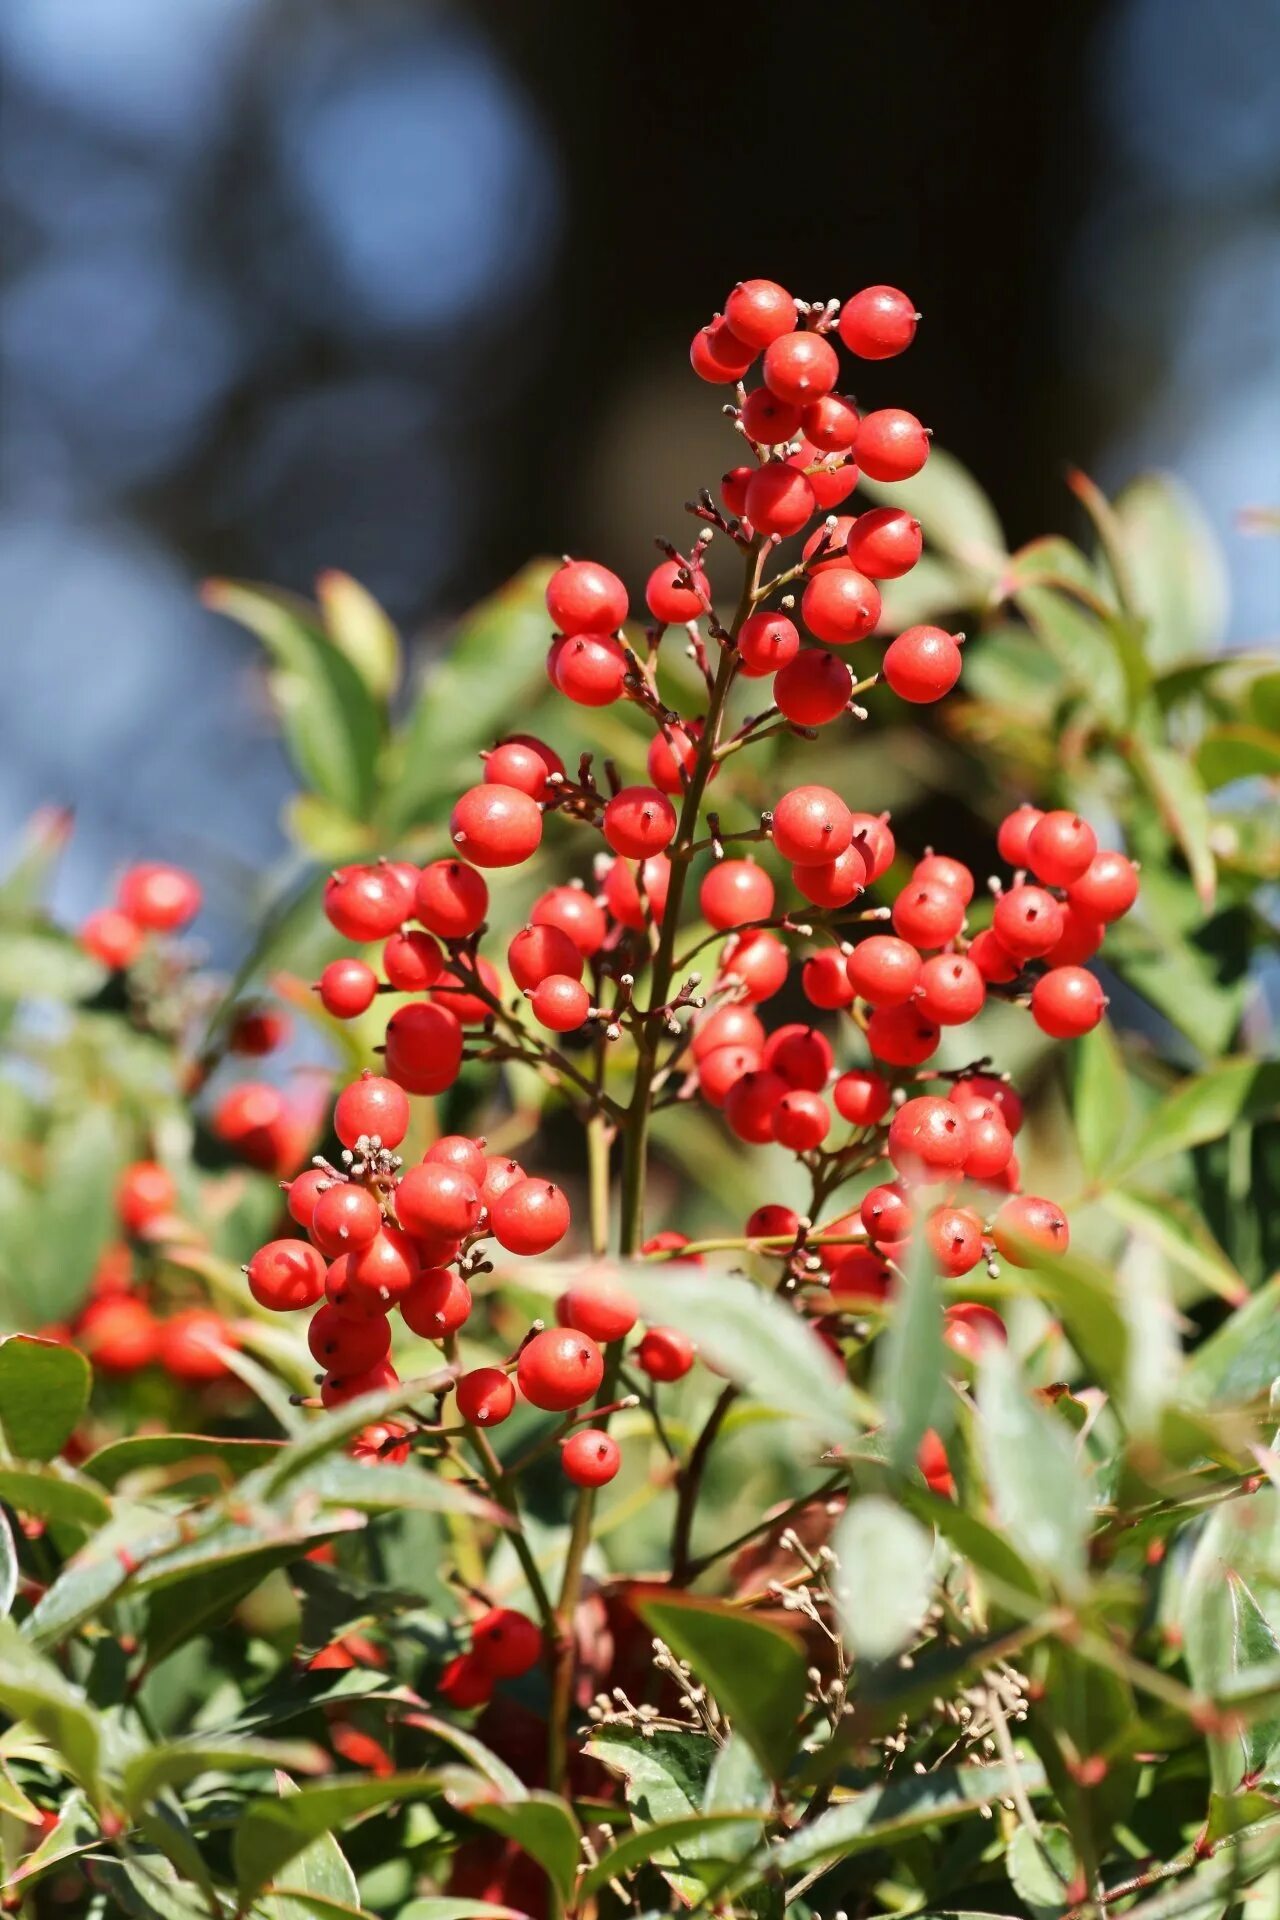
[901,1484,1043,1604]
[977,1344,1089,1593]
[1073,1019,1131,1185]
[462,1793,581,1900]
[1197,725,1280,790]
[288,1453,508,1528]
[1103,1189,1247,1309]
[0,1617,100,1799]
[203,580,381,818]
[1112,472,1229,667]
[873,1236,947,1472]
[258,1372,465,1495]
[832,1496,934,1662]
[0,1510,14,1620]
[581,1811,769,1896]
[585,1726,710,1825]
[84,1432,285,1490]
[258,1771,361,1920]
[1113,1059,1280,1181]
[0,1463,111,1530]
[1130,738,1217,908]
[772,1760,1047,1872]
[0,1337,91,1462]
[120,1738,329,1815]
[0,928,105,1003]
[637,1593,808,1777]
[399,1904,525,1920]
[1007,1822,1076,1919]
[1184,1274,1280,1407]
[2,1787,98,1890]
[315,570,400,703]
[234,1774,452,1901]
[1182,1497,1280,1792]
[999,536,1113,611]
[0,1104,124,1323]
[860,448,1006,579]
[1016,585,1127,714]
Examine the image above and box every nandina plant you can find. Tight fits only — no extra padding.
[0,272,1277,1920]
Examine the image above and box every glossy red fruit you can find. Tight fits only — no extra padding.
[382,930,443,994]
[546,559,628,636]
[400,1267,472,1339]
[866,1002,940,1066]
[791,845,867,910]
[334,1074,410,1150]
[1027,810,1098,888]
[720,928,789,1001]
[490,1178,570,1256]
[397,1163,482,1241]
[944,1302,1007,1360]
[229,1006,289,1055]
[450,784,542,869]
[246,1237,327,1311]
[517,1327,604,1411]
[481,736,565,801]
[855,408,930,482]
[847,936,921,1006]
[801,947,857,1009]
[723,1068,788,1144]
[316,958,376,1021]
[1031,966,1107,1039]
[321,1357,399,1407]
[531,975,590,1032]
[917,1427,954,1498]
[771,785,853,865]
[961,1110,1015,1181]
[774,1088,831,1150]
[79,1295,159,1372]
[838,285,917,359]
[508,923,582,991]
[721,465,754,518]
[424,1136,489,1187]
[550,631,629,706]
[802,445,860,509]
[774,649,854,726]
[439,1650,493,1709]
[764,1023,833,1091]
[801,568,881,645]
[562,1427,620,1486]
[1044,902,1105,968]
[117,1160,176,1236]
[889,1096,971,1179]
[635,1326,696,1382]
[916,953,985,1026]
[860,1182,914,1246]
[892,877,967,948]
[968,928,1020,983]
[997,804,1043,867]
[648,720,701,794]
[696,1041,761,1107]
[746,1203,801,1241]
[700,859,774,931]
[725,278,797,349]
[762,323,840,404]
[912,854,975,904]
[415,860,488,940]
[802,393,860,451]
[605,853,672,930]
[532,883,608,956]
[79,907,144,969]
[925,1205,986,1277]
[738,609,799,677]
[883,626,962,702]
[744,463,816,538]
[833,1068,892,1127]
[992,1195,1070,1264]
[603,786,678,859]
[993,885,1065,961]
[480,1155,525,1208]
[645,560,708,625]
[846,507,923,579]
[849,812,896,882]
[310,1184,382,1259]
[952,1074,1024,1135]
[117,862,202,931]
[472,1608,543,1679]
[285,1168,328,1231]
[828,1245,893,1302]
[456,1367,516,1427]
[212,1081,290,1171]
[690,315,755,382]
[432,955,502,1026]
[324,863,412,942]
[1068,849,1139,922]
[740,387,804,444]
[557,1273,639,1343]
[349,1225,420,1306]
[384,1000,464,1096]
[160,1309,235,1383]
[692,1004,766,1059]
[802,514,857,574]
[308,1303,391,1372]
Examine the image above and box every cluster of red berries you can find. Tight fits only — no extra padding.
[78,861,202,969]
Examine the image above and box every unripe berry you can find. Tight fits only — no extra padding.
[603,855,670,930]
[517,1327,604,1410]
[944,1301,1007,1360]
[692,1003,766,1058]
[848,811,896,882]
[861,1182,914,1246]
[725,278,797,349]
[532,883,608,956]
[968,929,1020,983]
[310,1185,383,1258]
[700,858,774,930]
[992,885,1065,961]
[603,786,678,860]
[384,1001,463,1096]
[723,1068,788,1143]
[828,1246,893,1302]
[456,1367,516,1427]
[916,953,986,1025]
[764,1023,833,1091]
[801,948,857,1009]
[846,507,923,579]
[1031,965,1106,1039]
[697,1041,762,1107]
[774,649,853,726]
[892,878,967,948]
[397,1163,482,1241]
[546,559,627,636]
[450,784,542,869]
[532,975,591,1032]
[401,1267,472,1339]
[690,316,756,382]
[738,609,800,677]
[646,560,708,625]
[883,626,962,702]
[117,861,202,931]
[744,463,816,538]
[117,1160,176,1236]
[550,632,628,706]
[847,935,921,1006]
[762,330,839,404]
[833,1068,892,1127]
[1027,811,1098,887]
[992,1195,1070,1265]
[508,923,583,990]
[791,845,867,909]
[562,1427,620,1487]
[838,285,917,359]
[746,1203,801,1241]
[740,387,804,445]
[79,908,143,969]
[415,860,488,940]
[774,1088,831,1150]
[491,1178,570,1256]
[557,1273,638,1343]
[866,1002,940,1066]
[997,804,1043,867]
[160,1309,235,1384]
[324,863,413,942]
[647,721,701,794]
[333,1073,410,1151]
[771,785,853,865]
[925,1205,985,1277]
[1067,849,1139,922]
[855,409,930,482]
[635,1326,696,1382]
[720,928,789,1001]
[802,393,860,451]
[800,568,881,645]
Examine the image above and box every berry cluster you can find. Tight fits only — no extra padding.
[78,861,202,969]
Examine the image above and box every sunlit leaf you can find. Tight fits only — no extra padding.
[637,1592,808,1777]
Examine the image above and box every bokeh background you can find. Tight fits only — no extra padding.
[2,0,1277,955]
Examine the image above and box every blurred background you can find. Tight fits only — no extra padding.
[1,0,1277,954]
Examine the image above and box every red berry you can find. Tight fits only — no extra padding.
[992,885,1065,961]
[723,1068,788,1143]
[310,1185,383,1258]
[1067,849,1139,922]
[962,1109,1015,1181]
[802,515,857,574]
[557,1273,638,1343]
[533,883,608,956]
[968,929,1020,983]
[771,785,853,865]
[916,953,986,1025]
[79,907,143,969]
[648,721,702,794]
[531,975,591,1032]
[802,948,857,1009]
[562,1428,620,1487]
[917,1428,954,1497]
[546,559,628,636]
[517,1327,604,1411]
[334,1073,410,1149]
[828,1246,893,1302]
[889,1095,971,1180]
[802,393,860,451]
[692,1004,766,1059]
[324,863,412,942]
[764,1023,833,1091]
[992,1195,1070,1265]
[838,285,917,359]
[855,408,930,482]
[316,957,376,1020]
[737,609,799,678]
[398,1163,482,1241]
[740,387,803,445]
[646,560,708,625]
[212,1081,291,1171]
[925,1205,985,1277]
[944,1302,1007,1360]
[228,1006,289,1056]
[450,784,542,869]
[774,649,854,726]
[892,878,967,948]
[308,1303,391,1371]
[401,1266,472,1339]
[286,1168,329,1230]
[848,812,896,882]
[1031,966,1106,1039]
[636,1326,695,1382]
[491,1178,570,1256]
[439,1650,492,1709]
[1045,902,1105,968]
[640,1230,703,1264]
[424,1135,489,1186]
[481,739,562,802]
[952,1075,1024,1135]
[746,1203,801,1241]
[603,786,678,860]
[415,860,488,940]
[846,507,923,579]
[1027,811,1098,888]
[160,1309,235,1383]
[472,1607,542,1678]
[997,804,1043,867]
[349,1225,420,1306]
[480,1155,525,1207]
[801,445,860,509]
[866,1002,940,1066]
[801,568,881,645]
[690,315,756,382]
[721,465,754,519]
[774,1088,831,1150]
[117,1160,176,1236]
[379,930,442,995]
[700,859,774,931]
[551,631,629,706]
[762,330,839,405]
[508,923,583,990]
[603,855,671,930]
[117,862,202,931]
[860,1182,913,1246]
[791,845,867,910]
[744,463,816,538]
[384,1001,464,1095]
[847,935,921,1006]
[912,854,975,904]
[725,278,797,349]
[697,1041,761,1108]
[80,1295,159,1373]
[720,928,789,1001]
[883,626,962,703]
[833,1068,891,1127]
[456,1366,516,1427]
